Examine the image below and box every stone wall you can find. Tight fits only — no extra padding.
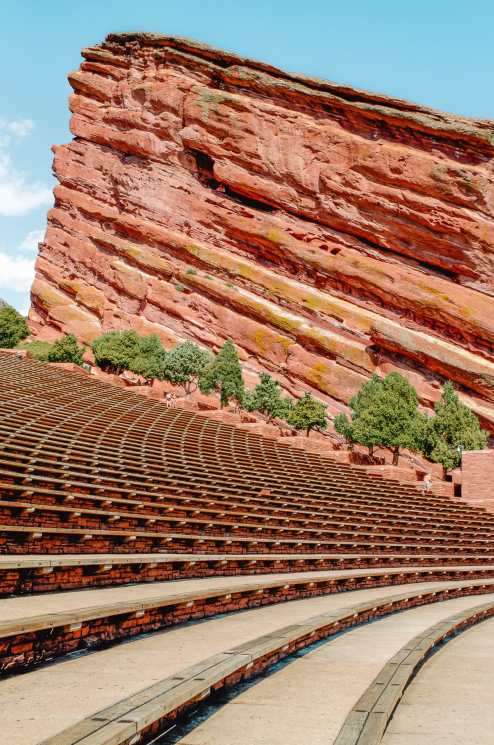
[462,450,494,510]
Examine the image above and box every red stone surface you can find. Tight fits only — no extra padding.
[462,450,494,510]
[29,32,494,429]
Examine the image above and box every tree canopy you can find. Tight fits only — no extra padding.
[126,334,167,383]
[287,392,328,436]
[161,341,213,394]
[334,374,384,452]
[424,382,488,473]
[336,372,425,464]
[47,334,84,365]
[199,338,244,408]
[245,373,293,422]
[92,330,167,381]
[0,304,29,348]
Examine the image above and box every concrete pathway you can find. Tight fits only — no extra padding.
[1,580,487,745]
[2,565,491,624]
[174,594,494,745]
[383,616,494,745]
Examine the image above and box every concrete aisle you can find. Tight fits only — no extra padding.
[1,566,492,624]
[383,616,494,745]
[0,580,486,745]
[173,595,494,745]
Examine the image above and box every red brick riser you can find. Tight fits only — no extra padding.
[1,558,494,597]
[2,574,494,676]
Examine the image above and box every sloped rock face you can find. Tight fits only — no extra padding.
[30,33,494,426]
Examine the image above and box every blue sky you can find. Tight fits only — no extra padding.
[1,0,493,312]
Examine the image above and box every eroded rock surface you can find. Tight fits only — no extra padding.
[30,33,494,426]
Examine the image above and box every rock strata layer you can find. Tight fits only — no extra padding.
[30,32,494,426]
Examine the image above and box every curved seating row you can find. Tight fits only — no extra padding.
[1,355,494,564]
[3,553,494,596]
[2,353,494,745]
[4,570,494,675]
[30,582,494,745]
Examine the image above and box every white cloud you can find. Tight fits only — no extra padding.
[0,251,35,294]
[19,228,44,253]
[6,119,35,139]
[0,118,52,217]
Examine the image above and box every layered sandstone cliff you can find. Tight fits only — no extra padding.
[30,33,494,427]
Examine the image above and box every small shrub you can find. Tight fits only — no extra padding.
[126,335,167,383]
[0,304,29,348]
[92,330,168,383]
[288,393,328,437]
[423,382,488,474]
[199,338,244,409]
[92,330,142,374]
[47,334,85,365]
[161,341,213,394]
[185,268,197,276]
[333,412,355,450]
[245,373,293,423]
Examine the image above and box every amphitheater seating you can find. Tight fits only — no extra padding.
[1,351,494,745]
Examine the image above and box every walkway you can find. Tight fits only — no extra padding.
[2,564,492,625]
[173,595,494,745]
[0,580,491,745]
[383,616,494,745]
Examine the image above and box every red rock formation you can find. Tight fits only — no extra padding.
[30,32,494,427]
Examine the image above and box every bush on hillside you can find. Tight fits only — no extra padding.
[334,374,385,455]
[92,330,167,382]
[423,382,488,474]
[287,392,328,437]
[92,330,141,374]
[0,304,29,348]
[47,334,84,365]
[127,334,167,384]
[199,338,244,409]
[161,341,213,395]
[333,412,356,450]
[245,373,293,423]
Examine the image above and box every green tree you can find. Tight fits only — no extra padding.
[47,334,84,365]
[245,373,293,423]
[350,372,424,465]
[161,341,213,394]
[199,338,244,409]
[287,392,328,437]
[333,412,356,450]
[92,330,142,374]
[334,374,384,455]
[0,304,29,348]
[424,382,488,475]
[128,334,167,384]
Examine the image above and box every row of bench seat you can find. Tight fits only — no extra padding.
[0,353,492,564]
